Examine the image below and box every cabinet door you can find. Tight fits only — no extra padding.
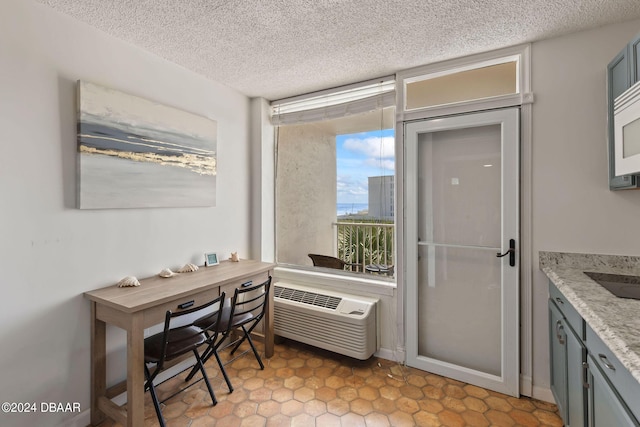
[566,326,586,427]
[607,46,639,189]
[588,354,640,427]
[549,300,568,421]
[631,33,640,85]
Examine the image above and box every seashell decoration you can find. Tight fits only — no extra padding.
[177,263,199,273]
[158,268,176,278]
[117,276,140,287]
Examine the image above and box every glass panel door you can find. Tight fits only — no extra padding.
[405,108,519,396]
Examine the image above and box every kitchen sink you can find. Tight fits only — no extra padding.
[584,271,640,300]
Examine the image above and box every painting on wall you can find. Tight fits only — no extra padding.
[77,81,217,209]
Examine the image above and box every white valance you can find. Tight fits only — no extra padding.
[270,76,395,125]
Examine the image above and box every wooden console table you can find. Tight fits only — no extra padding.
[84,259,275,427]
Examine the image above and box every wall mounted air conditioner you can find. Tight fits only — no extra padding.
[273,282,378,360]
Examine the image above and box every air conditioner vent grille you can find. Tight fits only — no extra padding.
[274,285,342,310]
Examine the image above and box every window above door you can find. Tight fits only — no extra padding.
[397,44,532,121]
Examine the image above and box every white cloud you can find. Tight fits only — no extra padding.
[343,136,395,158]
[337,175,368,196]
[364,158,395,171]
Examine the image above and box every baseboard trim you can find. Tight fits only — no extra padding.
[532,385,556,403]
[520,374,532,397]
[374,346,405,364]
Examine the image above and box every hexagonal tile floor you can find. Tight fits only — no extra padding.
[96,340,562,426]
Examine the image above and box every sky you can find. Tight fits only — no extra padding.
[336,128,395,204]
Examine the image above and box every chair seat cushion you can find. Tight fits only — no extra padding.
[193,311,219,331]
[144,326,205,362]
[214,305,253,332]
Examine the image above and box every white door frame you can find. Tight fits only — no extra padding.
[404,108,520,397]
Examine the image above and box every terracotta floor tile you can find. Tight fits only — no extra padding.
[336,385,358,402]
[438,408,467,427]
[511,408,543,427]
[413,410,443,427]
[303,399,327,417]
[349,397,374,416]
[418,397,445,414]
[399,384,425,400]
[372,396,398,414]
[242,414,267,427]
[326,398,350,416]
[340,412,366,427]
[423,384,445,399]
[315,386,337,402]
[364,412,392,427]
[463,396,489,413]
[357,385,380,401]
[441,395,467,413]
[485,408,517,426]
[316,412,342,427]
[256,400,280,418]
[395,396,420,414]
[389,408,419,425]
[96,339,562,427]
[461,409,491,427]
[464,383,490,399]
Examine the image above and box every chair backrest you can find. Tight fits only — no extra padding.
[157,293,225,366]
[229,276,271,324]
[308,254,347,270]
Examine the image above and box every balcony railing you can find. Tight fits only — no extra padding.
[334,221,394,273]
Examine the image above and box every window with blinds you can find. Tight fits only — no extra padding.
[271,78,396,277]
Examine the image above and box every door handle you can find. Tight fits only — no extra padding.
[598,354,616,371]
[556,320,565,345]
[496,239,516,267]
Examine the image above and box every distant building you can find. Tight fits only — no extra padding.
[368,176,394,219]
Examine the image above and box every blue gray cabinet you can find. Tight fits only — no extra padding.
[549,280,639,427]
[631,32,640,85]
[549,284,586,427]
[549,300,568,419]
[587,353,639,427]
[607,32,640,190]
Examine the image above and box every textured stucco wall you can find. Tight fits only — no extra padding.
[276,124,337,266]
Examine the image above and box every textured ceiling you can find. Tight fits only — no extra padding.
[38,0,640,101]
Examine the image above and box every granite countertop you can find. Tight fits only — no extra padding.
[540,251,640,385]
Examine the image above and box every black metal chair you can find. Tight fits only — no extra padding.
[308,253,361,271]
[186,277,272,385]
[143,293,225,427]
[223,276,272,369]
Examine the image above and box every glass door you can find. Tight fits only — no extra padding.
[405,108,519,396]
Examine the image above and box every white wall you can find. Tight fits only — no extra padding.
[3,2,640,423]
[531,19,640,399]
[0,1,251,426]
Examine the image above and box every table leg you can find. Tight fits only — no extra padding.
[265,279,274,358]
[90,302,106,426]
[126,313,145,427]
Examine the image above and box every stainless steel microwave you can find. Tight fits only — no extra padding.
[614,80,640,176]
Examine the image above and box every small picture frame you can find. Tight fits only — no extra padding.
[204,252,219,267]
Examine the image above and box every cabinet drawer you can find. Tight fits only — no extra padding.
[219,273,270,298]
[549,281,584,339]
[586,325,640,422]
[143,287,220,328]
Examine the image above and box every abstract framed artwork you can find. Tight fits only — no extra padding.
[77,81,217,209]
